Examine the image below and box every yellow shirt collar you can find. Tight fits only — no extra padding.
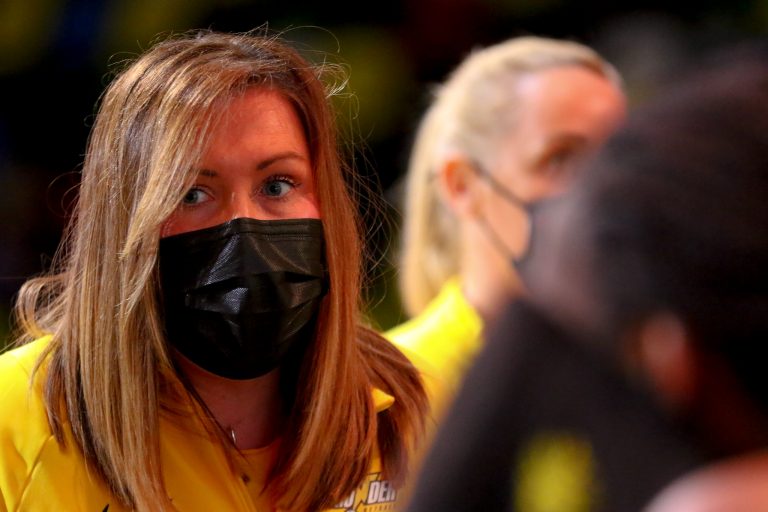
[372,388,395,412]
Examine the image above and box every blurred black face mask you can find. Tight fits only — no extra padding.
[159,217,327,380]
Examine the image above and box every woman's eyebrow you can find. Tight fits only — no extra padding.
[194,152,306,177]
[256,151,306,171]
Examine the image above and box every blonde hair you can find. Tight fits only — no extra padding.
[398,36,622,316]
[13,30,427,511]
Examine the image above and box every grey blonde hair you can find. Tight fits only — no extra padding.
[398,36,622,316]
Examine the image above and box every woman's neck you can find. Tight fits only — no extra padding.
[460,226,525,323]
[176,354,284,449]
[460,262,524,323]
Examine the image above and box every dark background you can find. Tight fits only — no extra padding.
[1,0,766,345]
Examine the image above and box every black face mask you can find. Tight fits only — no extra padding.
[159,217,327,380]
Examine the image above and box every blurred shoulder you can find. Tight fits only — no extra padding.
[385,278,483,395]
[386,278,481,349]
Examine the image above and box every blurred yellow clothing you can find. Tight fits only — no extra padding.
[0,338,425,512]
[386,284,596,512]
[386,278,483,398]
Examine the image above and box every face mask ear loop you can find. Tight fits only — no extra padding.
[469,158,529,209]
[470,159,534,266]
[475,210,516,262]
[517,203,537,266]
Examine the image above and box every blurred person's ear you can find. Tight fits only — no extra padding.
[630,314,768,458]
[628,314,697,414]
[437,155,484,219]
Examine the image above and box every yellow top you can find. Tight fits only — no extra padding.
[0,338,433,512]
[386,278,484,397]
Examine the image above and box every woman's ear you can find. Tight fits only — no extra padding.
[631,314,698,414]
[436,155,484,219]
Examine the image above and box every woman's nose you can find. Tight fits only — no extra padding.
[226,191,261,221]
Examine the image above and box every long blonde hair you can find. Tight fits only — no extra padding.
[13,30,427,511]
[399,36,622,316]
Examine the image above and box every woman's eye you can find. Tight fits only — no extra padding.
[546,149,572,171]
[549,150,570,167]
[541,147,581,180]
[181,187,210,205]
[261,176,296,198]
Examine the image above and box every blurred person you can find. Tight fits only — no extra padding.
[386,35,626,395]
[404,55,768,511]
[0,30,434,511]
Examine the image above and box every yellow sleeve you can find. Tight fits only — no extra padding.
[0,340,53,512]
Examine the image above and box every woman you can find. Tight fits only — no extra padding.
[386,36,626,394]
[1,30,429,511]
[405,55,768,512]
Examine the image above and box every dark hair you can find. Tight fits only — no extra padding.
[576,56,768,410]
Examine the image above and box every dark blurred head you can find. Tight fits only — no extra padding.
[525,55,768,437]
